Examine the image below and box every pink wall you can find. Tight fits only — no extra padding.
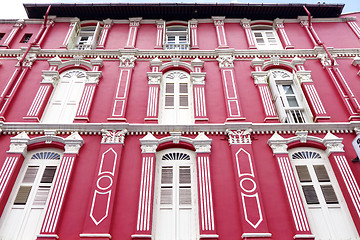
[197,23,218,50]
[225,23,248,49]
[284,23,314,49]
[41,22,71,49]
[105,24,128,49]
[136,24,157,49]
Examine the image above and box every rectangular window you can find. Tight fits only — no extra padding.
[165,26,189,50]
[0,33,5,41]
[21,33,32,43]
[251,25,282,50]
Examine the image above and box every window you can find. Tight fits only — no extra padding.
[159,71,194,124]
[0,33,5,41]
[153,149,198,240]
[251,25,282,50]
[21,33,32,43]
[268,69,311,123]
[75,25,101,50]
[165,25,189,50]
[41,69,86,123]
[290,148,359,239]
[0,149,62,240]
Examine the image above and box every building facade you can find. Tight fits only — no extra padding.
[0,3,359,240]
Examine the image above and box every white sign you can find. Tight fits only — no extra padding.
[352,134,360,159]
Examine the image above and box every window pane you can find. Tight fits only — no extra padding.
[321,185,338,204]
[14,186,32,205]
[256,38,265,44]
[179,83,188,93]
[165,95,174,107]
[287,96,299,107]
[33,187,51,205]
[314,165,330,182]
[302,185,319,204]
[161,167,173,184]
[179,167,191,184]
[160,187,172,204]
[166,83,174,93]
[22,166,39,183]
[296,166,311,182]
[254,32,262,37]
[265,32,275,37]
[41,166,57,183]
[179,187,191,205]
[283,85,294,94]
[179,96,188,107]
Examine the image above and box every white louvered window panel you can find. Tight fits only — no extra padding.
[160,71,193,124]
[290,148,359,240]
[154,149,198,240]
[251,25,283,50]
[165,26,189,50]
[0,149,62,240]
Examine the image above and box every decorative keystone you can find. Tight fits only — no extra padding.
[119,55,137,68]
[226,129,252,145]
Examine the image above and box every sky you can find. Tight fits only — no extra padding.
[0,0,358,20]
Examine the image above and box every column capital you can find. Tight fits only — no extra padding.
[147,72,162,85]
[191,72,206,85]
[352,56,360,67]
[212,16,225,26]
[90,57,104,68]
[189,19,198,28]
[217,55,234,68]
[240,18,251,28]
[14,19,25,28]
[140,133,159,153]
[251,71,268,85]
[155,19,165,28]
[119,55,137,68]
[291,56,306,66]
[226,129,252,145]
[101,129,127,144]
[7,131,30,156]
[129,17,142,27]
[193,132,212,153]
[251,57,265,69]
[41,70,60,86]
[64,132,84,155]
[323,132,344,155]
[267,132,289,155]
[191,57,204,68]
[296,70,313,83]
[103,18,114,28]
[85,71,102,84]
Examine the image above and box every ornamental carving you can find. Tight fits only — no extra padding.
[296,71,313,83]
[41,71,60,86]
[190,72,206,85]
[101,129,127,144]
[119,55,137,68]
[318,54,332,67]
[147,72,162,85]
[217,55,235,68]
[226,129,252,145]
[63,70,86,78]
[295,131,308,143]
[251,71,268,85]
[86,71,102,84]
[212,16,225,26]
[240,18,251,28]
[129,17,142,27]
[8,132,30,156]
[64,132,84,155]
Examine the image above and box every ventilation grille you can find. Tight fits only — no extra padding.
[292,151,321,160]
[31,152,61,160]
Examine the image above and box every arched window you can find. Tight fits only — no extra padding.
[0,149,62,240]
[153,148,199,240]
[289,148,359,239]
[268,69,312,123]
[41,69,86,123]
[159,70,194,124]
[251,25,282,50]
[165,25,189,50]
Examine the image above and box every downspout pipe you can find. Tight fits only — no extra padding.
[0,5,51,108]
[303,5,335,66]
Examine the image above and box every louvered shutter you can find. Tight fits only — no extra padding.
[321,185,338,204]
[67,21,80,50]
[296,165,311,182]
[302,185,319,204]
[91,22,102,49]
[314,165,330,182]
[268,74,287,122]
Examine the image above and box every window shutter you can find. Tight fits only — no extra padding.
[33,187,51,205]
[40,166,57,183]
[179,187,191,205]
[302,185,319,204]
[160,187,173,204]
[321,185,338,204]
[296,165,311,182]
[268,75,287,122]
[314,165,330,182]
[14,186,32,205]
[67,22,80,50]
[22,166,39,183]
[179,167,191,184]
[91,22,102,49]
[161,167,173,184]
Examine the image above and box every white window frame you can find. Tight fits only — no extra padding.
[41,69,86,123]
[0,149,62,240]
[268,69,312,123]
[159,70,194,124]
[153,148,199,240]
[164,25,190,50]
[74,23,102,50]
[251,25,283,50]
[289,147,359,240]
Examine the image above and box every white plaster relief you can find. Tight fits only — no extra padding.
[217,55,234,68]
[41,71,60,86]
[147,72,162,85]
[191,72,206,85]
[64,132,84,154]
[101,129,127,144]
[7,131,30,156]
[119,55,137,68]
[226,129,252,144]
[296,70,313,83]
[251,71,268,85]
